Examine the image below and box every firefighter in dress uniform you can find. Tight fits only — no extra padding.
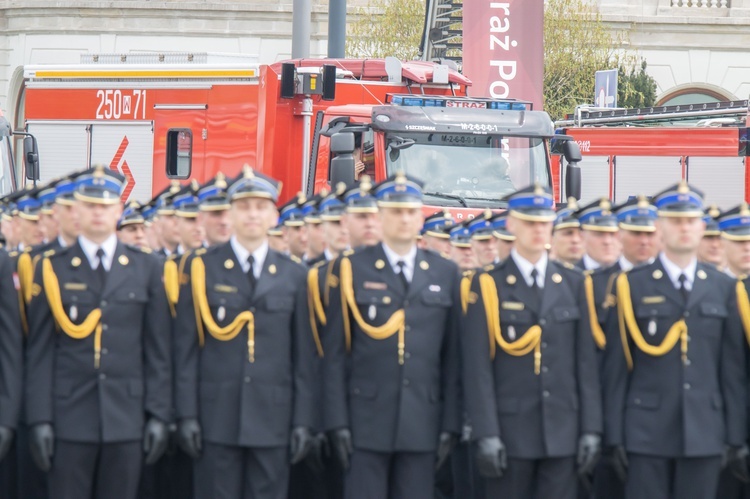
[420,210,455,257]
[602,181,748,499]
[173,166,316,499]
[550,198,583,266]
[585,196,659,499]
[461,184,602,499]
[699,205,724,269]
[575,198,621,271]
[25,166,171,499]
[322,172,462,499]
[716,203,750,499]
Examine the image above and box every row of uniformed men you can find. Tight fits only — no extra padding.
[0,165,749,499]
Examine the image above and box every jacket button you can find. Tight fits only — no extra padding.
[403,379,410,387]
[684,383,691,390]
[634,398,641,405]
[100,300,107,307]
[102,348,108,355]
[244,376,251,383]
[541,342,548,349]
[684,311,690,318]
[539,319,547,326]
[685,359,691,366]
[128,292,135,299]
[102,324,108,331]
[99,373,106,380]
[541,366,548,373]
[250,307,255,313]
[542,390,550,397]
[405,352,411,359]
[405,326,411,332]
[353,388,360,395]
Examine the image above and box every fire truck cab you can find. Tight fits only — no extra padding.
[9,53,579,217]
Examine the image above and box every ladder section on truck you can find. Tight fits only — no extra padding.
[556,100,750,127]
[420,0,462,68]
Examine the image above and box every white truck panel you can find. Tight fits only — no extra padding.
[687,157,745,210]
[90,122,154,202]
[25,122,90,184]
[614,156,682,203]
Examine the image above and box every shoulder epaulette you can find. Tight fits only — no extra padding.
[312,259,327,269]
[140,246,153,254]
[194,248,207,256]
[462,269,476,278]
[290,254,302,264]
[9,251,17,258]
[483,263,495,272]
[43,249,56,258]
[343,249,354,256]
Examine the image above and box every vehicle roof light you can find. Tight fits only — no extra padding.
[388,94,530,111]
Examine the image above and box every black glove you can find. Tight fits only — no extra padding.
[304,432,328,473]
[143,418,169,465]
[328,428,353,470]
[577,433,601,476]
[0,426,14,462]
[290,426,314,464]
[30,423,54,472]
[610,445,629,482]
[725,445,750,483]
[476,436,507,478]
[177,418,202,459]
[436,432,457,470]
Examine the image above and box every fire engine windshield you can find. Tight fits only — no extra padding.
[385,132,549,208]
[0,137,13,197]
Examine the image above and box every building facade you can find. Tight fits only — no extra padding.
[598,0,750,105]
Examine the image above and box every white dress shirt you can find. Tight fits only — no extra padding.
[582,254,601,271]
[659,252,696,291]
[382,242,417,283]
[511,248,547,288]
[58,236,69,249]
[79,234,117,271]
[230,236,268,279]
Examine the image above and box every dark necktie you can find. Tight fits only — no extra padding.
[678,273,690,305]
[95,248,107,289]
[530,268,542,300]
[247,255,257,293]
[396,261,409,292]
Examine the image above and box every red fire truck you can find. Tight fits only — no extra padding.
[7,53,580,217]
[554,100,750,208]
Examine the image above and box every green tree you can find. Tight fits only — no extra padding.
[346,0,425,60]
[544,0,657,121]
[618,60,658,109]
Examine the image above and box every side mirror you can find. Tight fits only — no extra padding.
[562,140,582,163]
[329,132,355,188]
[565,163,581,201]
[24,136,40,181]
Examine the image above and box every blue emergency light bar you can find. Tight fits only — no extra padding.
[387,94,531,111]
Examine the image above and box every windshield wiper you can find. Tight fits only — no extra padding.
[423,191,468,207]
[462,196,508,206]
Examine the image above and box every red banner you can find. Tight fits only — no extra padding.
[463,0,545,110]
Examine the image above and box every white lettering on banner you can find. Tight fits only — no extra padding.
[488,2,517,99]
[95,89,147,120]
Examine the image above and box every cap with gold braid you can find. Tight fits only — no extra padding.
[554,197,580,232]
[719,203,750,241]
[468,209,496,240]
[117,200,145,230]
[703,205,721,237]
[652,180,704,218]
[173,180,201,218]
[302,189,328,224]
[614,195,657,232]
[373,171,424,208]
[15,186,43,221]
[491,212,515,242]
[74,165,125,205]
[278,192,307,227]
[449,219,474,248]
[575,197,618,232]
[318,183,347,222]
[155,180,183,216]
[421,210,455,239]
[227,165,282,203]
[344,175,378,213]
[502,183,556,222]
[198,172,231,211]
